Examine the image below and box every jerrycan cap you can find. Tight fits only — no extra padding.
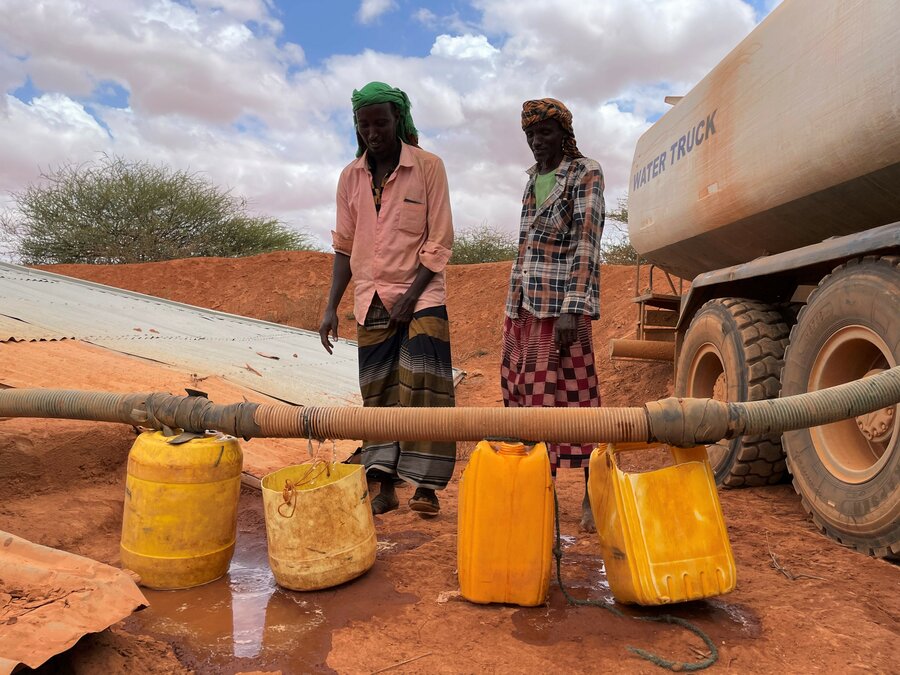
[494,441,528,456]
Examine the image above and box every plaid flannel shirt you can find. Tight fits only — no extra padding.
[505,156,605,320]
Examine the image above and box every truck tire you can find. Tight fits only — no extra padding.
[781,256,900,557]
[675,298,789,487]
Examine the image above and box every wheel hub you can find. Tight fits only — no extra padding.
[809,327,896,484]
[712,372,727,402]
[685,344,731,477]
[855,369,894,444]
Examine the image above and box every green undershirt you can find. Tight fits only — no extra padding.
[534,169,557,206]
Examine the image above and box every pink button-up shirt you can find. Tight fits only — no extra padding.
[332,141,454,323]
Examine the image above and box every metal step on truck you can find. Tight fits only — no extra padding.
[611,0,900,557]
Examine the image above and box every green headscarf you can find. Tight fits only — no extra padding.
[351,81,419,157]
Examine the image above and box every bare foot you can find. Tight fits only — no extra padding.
[579,493,596,533]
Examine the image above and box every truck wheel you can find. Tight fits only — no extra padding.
[675,298,789,486]
[781,256,900,557]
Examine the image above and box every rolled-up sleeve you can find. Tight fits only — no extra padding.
[332,169,355,256]
[419,156,453,272]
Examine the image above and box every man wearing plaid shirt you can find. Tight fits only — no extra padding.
[501,98,605,532]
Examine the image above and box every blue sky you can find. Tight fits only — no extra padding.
[275,1,485,66]
[273,0,775,65]
[0,0,779,254]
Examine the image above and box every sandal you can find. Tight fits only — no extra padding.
[370,492,399,515]
[408,490,440,516]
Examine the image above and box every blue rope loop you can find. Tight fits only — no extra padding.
[552,491,719,671]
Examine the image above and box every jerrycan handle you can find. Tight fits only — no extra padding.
[606,442,656,454]
[606,442,710,465]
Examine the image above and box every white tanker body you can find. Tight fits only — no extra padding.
[622,0,900,557]
[628,0,900,280]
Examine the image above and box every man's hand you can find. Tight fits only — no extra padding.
[319,253,351,354]
[319,308,339,354]
[554,313,579,350]
[390,264,436,324]
[389,292,417,324]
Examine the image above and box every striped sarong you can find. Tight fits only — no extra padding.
[500,309,600,471]
[357,295,456,489]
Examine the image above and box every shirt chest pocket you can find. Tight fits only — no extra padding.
[398,197,427,236]
[535,196,573,237]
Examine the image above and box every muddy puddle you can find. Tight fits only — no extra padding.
[685,599,763,639]
[124,489,416,674]
[511,550,761,648]
[511,551,615,646]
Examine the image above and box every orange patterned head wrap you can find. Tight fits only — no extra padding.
[521,98,583,159]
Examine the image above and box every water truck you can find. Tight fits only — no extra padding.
[615,0,900,557]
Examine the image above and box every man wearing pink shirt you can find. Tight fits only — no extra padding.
[319,82,456,517]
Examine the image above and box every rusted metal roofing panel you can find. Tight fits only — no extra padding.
[0,263,362,407]
[0,529,147,673]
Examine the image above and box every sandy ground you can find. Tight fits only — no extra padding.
[0,251,896,674]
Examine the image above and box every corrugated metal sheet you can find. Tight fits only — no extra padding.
[0,318,70,342]
[0,263,362,407]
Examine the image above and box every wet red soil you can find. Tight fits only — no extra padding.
[0,251,896,673]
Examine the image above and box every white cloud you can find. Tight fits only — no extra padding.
[0,0,764,250]
[0,53,27,114]
[431,34,499,61]
[475,0,755,103]
[29,94,106,132]
[0,94,110,203]
[138,1,201,33]
[190,0,284,34]
[413,8,477,34]
[281,42,306,66]
[413,8,438,29]
[356,0,397,24]
[215,23,255,49]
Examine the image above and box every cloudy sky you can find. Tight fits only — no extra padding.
[0,0,780,253]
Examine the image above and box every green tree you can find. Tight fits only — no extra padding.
[449,223,518,265]
[5,156,317,264]
[600,197,641,265]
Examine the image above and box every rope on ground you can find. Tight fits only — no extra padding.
[553,493,719,672]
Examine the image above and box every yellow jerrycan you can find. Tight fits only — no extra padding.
[458,441,554,606]
[588,443,736,605]
[120,430,243,590]
[261,461,376,591]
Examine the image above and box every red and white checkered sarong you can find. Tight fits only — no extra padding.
[500,309,600,471]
